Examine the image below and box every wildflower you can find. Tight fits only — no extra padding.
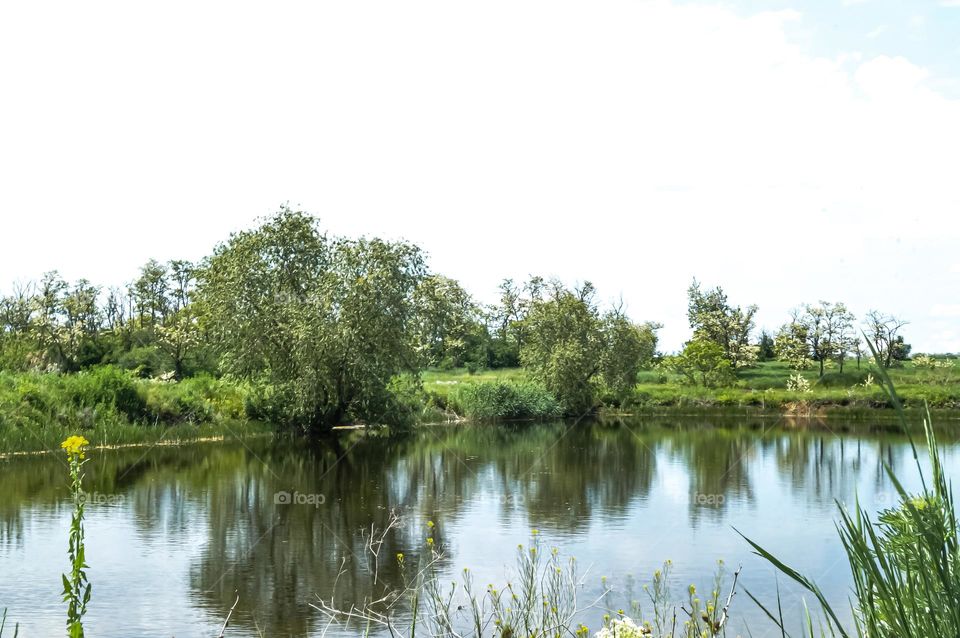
[426,537,434,546]
[427,520,435,528]
[61,435,90,459]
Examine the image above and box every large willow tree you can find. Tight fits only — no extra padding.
[196,208,426,433]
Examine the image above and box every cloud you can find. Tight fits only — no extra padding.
[0,0,958,351]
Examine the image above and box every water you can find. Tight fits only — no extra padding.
[0,417,955,637]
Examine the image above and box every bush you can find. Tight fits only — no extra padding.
[139,374,247,423]
[116,346,169,378]
[449,381,562,421]
[63,366,146,421]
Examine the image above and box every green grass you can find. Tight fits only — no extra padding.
[0,366,267,454]
[445,380,562,421]
[3,358,959,454]
[425,359,960,416]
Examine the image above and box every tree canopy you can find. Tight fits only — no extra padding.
[196,208,426,433]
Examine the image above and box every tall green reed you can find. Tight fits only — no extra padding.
[60,435,92,638]
[740,340,960,637]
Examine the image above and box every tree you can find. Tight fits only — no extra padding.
[774,318,811,370]
[599,308,660,401]
[864,311,910,368]
[817,301,855,375]
[487,277,545,367]
[413,275,486,369]
[851,336,865,370]
[757,330,776,362]
[687,280,758,369]
[520,281,605,414]
[196,208,426,433]
[168,260,194,313]
[779,302,855,377]
[155,306,199,380]
[132,259,170,327]
[668,336,732,387]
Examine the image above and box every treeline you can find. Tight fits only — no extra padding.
[0,207,921,431]
[666,281,912,387]
[0,208,659,432]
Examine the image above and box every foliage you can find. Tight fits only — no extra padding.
[780,302,856,377]
[666,337,732,388]
[196,207,426,433]
[785,373,812,393]
[774,321,812,370]
[314,522,739,638]
[757,330,776,361]
[0,367,258,452]
[63,366,146,422]
[61,435,91,637]
[520,281,605,415]
[864,310,911,368]
[599,311,660,402]
[741,350,960,638]
[412,275,487,369]
[449,380,562,420]
[913,354,953,369]
[687,280,758,369]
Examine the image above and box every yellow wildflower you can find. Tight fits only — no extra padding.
[61,435,90,459]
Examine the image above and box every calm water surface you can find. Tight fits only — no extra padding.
[1,417,956,637]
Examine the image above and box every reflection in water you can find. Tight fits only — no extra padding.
[0,419,956,636]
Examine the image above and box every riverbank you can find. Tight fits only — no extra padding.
[1,360,958,453]
[423,360,960,412]
[0,368,271,453]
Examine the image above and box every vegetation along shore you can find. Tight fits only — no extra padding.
[1,208,957,452]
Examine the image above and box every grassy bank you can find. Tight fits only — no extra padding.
[423,359,960,416]
[0,367,270,453]
[3,359,959,453]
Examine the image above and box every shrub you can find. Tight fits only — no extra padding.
[64,366,146,421]
[115,346,169,378]
[450,381,562,421]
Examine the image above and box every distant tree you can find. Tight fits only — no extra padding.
[864,311,910,368]
[851,336,865,370]
[168,260,194,313]
[780,302,855,377]
[774,318,812,370]
[132,259,169,327]
[817,301,855,374]
[687,280,758,369]
[0,282,36,370]
[520,280,604,414]
[599,307,660,401]
[196,208,426,433]
[155,306,199,380]
[413,275,486,369]
[668,336,732,387]
[757,330,776,361]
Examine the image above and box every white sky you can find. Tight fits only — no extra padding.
[1,1,958,353]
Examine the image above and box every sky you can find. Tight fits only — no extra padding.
[1,0,958,353]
